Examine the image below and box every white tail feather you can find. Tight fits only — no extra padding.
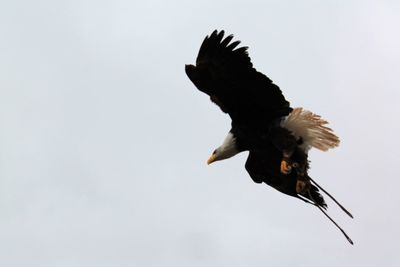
[281,108,340,152]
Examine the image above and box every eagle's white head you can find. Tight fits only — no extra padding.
[207,131,240,164]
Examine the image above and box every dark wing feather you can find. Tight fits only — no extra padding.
[186,30,292,124]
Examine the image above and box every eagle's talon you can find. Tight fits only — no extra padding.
[296,180,311,194]
[280,159,292,174]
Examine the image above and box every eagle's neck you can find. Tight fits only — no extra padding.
[214,131,241,161]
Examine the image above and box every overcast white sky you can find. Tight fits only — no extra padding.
[1,0,399,266]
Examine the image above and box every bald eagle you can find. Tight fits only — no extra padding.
[185,30,353,244]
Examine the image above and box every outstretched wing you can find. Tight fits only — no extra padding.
[185,30,292,124]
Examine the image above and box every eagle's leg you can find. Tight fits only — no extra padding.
[280,151,293,174]
[291,148,310,193]
[269,127,298,175]
[296,179,311,194]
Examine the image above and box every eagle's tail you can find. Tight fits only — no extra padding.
[307,183,327,209]
[309,177,353,219]
[281,107,340,152]
[299,177,354,245]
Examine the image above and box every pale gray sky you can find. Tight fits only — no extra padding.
[1,0,399,266]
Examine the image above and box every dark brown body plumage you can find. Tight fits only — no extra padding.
[245,147,326,208]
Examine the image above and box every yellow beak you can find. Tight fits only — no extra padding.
[207,154,217,165]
